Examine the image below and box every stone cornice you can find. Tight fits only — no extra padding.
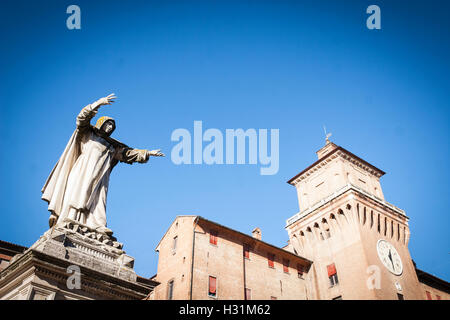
[0,249,155,300]
[288,146,385,186]
[285,183,407,228]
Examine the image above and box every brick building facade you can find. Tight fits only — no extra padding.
[153,141,449,300]
[153,216,312,300]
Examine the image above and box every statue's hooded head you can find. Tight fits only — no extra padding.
[95,116,116,136]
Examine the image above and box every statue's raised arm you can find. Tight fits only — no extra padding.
[76,93,117,130]
[41,94,163,236]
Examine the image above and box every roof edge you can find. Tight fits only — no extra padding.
[196,216,313,265]
[287,146,386,185]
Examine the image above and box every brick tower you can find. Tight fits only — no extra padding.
[285,139,424,300]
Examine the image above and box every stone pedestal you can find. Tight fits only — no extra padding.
[0,221,158,300]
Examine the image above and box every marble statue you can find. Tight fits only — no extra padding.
[41,94,164,236]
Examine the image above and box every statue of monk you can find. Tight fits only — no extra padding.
[41,94,164,235]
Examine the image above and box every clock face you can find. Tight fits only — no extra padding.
[377,240,403,275]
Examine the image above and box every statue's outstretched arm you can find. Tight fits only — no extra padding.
[76,94,116,129]
[115,148,165,164]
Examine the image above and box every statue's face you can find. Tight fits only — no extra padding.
[101,120,115,136]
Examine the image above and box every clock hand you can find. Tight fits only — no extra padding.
[388,249,394,270]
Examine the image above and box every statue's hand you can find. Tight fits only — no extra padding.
[96,93,117,107]
[147,149,165,157]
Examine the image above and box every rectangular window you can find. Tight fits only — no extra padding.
[167,280,174,300]
[329,274,339,287]
[426,291,432,300]
[209,230,218,245]
[245,288,251,300]
[267,253,275,268]
[327,263,338,287]
[297,264,304,278]
[208,276,217,297]
[397,293,404,300]
[172,236,178,252]
[243,244,250,259]
[283,259,290,273]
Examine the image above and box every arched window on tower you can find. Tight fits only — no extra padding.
[322,218,331,239]
[300,231,306,247]
[292,234,302,253]
[338,209,348,225]
[370,211,374,229]
[356,203,360,223]
[306,227,314,241]
[346,204,352,221]
[391,220,394,239]
[314,223,323,241]
[330,213,339,232]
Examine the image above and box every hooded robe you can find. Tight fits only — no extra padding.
[41,103,149,230]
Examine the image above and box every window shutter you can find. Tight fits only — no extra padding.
[243,244,250,259]
[426,291,432,300]
[283,259,289,273]
[297,263,304,276]
[268,253,275,268]
[209,276,216,295]
[210,230,218,245]
[327,263,337,277]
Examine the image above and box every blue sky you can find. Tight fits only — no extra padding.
[0,0,449,281]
